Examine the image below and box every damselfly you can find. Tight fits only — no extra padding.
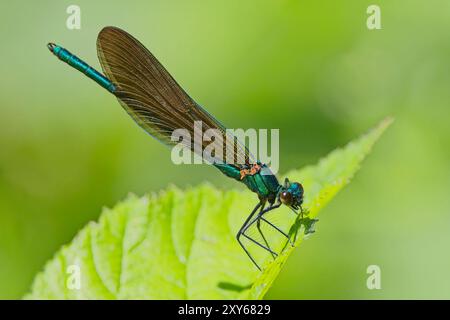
[47,27,304,270]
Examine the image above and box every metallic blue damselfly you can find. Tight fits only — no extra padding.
[47,27,304,270]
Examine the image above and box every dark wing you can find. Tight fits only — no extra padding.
[97,26,254,165]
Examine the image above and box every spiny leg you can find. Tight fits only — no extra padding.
[239,202,286,257]
[253,202,280,259]
[259,216,294,247]
[236,202,263,270]
[241,206,278,257]
[256,218,276,260]
[256,202,297,248]
[237,201,295,269]
[241,232,278,256]
[254,201,275,259]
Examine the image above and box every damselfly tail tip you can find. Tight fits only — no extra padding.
[47,43,56,53]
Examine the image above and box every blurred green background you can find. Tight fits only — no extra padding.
[1,0,449,299]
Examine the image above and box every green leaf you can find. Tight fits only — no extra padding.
[25,118,392,300]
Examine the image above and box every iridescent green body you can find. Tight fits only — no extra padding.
[214,163,280,201]
[48,43,116,93]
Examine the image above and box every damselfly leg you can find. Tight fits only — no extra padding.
[256,217,276,260]
[236,202,264,270]
[259,215,295,247]
[237,201,296,270]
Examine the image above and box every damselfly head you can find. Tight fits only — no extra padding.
[280,181,304,209]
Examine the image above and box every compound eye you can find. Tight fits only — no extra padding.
[280,191,293,206]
